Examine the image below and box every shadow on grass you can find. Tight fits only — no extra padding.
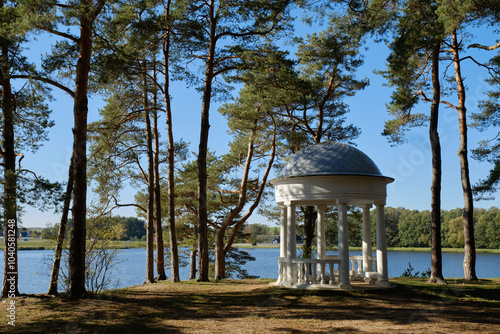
[6,278,500,333]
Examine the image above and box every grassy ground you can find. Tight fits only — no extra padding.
[1,277,498,333]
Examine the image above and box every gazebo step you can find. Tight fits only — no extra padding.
[364,271,378,285]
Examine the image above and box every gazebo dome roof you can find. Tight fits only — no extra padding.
[278,142,383,179]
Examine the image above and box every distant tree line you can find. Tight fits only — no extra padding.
[310,206,500,250]
[41,217,146,242]
[213,206,500,250]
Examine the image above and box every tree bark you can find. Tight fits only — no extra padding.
[428,43,446,284]
[302,206,316,259]
[189,247,197,280]
[48,151,75,295]
[214,227,227,280]
[214,129,255,279]
[153,108,167,281]
[197,0,217,282]
[218,122,277,278]
[143,64,155,285]
[1,32,19,298]
[68,7,93,298]
[163,3,180,281]
[451,30,477,281]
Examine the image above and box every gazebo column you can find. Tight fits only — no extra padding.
[375,202,390,287]
[316,206,326,280]
[278,205,287,283]
[337,200,351,289]
[286,204,297,284]
[362,204,373,274]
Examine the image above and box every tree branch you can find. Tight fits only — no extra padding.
[418,90,458,111]
[42,26,79,44]
[109,195,146,213]
[468,42,500,51]
[10,75,75,98]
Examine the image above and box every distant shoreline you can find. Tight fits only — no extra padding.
[1,238,499,253]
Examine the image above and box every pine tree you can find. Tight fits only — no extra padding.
[176,0,293,281]
[380,0,447,284]
[1,0,59,298]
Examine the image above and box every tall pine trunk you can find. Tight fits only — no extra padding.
[166,99,180,282]
[214,228,227,280]
[143,65,155,284]
[152,65,166,281]
[153,108,167,281]
[428,43,446,284]
[163,2,180,281]
[1,34,19,298]
[197,0,217,282]
[48,151,75,295]
[189,234,197,280]
[68,10,93,298]
[451,30,477,281]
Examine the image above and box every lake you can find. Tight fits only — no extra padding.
[1,248,499,294]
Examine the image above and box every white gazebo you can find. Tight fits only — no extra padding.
[271,142,394,290]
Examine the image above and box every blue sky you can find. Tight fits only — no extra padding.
[18,19,499,228]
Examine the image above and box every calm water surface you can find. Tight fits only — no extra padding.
[1,248,499,294]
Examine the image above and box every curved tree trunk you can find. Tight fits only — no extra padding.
[428,43,446,284]
[48,151,75,295]
[219,123,277,278]
[451,30,477,281]
[213,128,256,279]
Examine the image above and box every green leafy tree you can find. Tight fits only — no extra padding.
[274,16,368,259]
[468,0,500,197]
[117,216,146,240]
[398,210,431,247]
[176,0,293,281]
[447,217,464,248]
[1,0,62,298]
[475,207,500,249]
[24,0,111,298]
[381,0,447,284]
[212,81,279,279]
[57,216,122,293]
[88,0,184,282]
[469,0,500,201]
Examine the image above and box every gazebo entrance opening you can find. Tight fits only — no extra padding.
[270,142,394,290]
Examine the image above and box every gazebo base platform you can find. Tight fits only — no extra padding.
[270,280,396,291]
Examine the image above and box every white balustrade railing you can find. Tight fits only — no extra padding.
[277,255,379,286]
[295,258,342,285]
[277,257,286,283]
[278,257,341,285]
[326,255,377,278]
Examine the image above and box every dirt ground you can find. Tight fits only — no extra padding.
[1,278,499,333]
